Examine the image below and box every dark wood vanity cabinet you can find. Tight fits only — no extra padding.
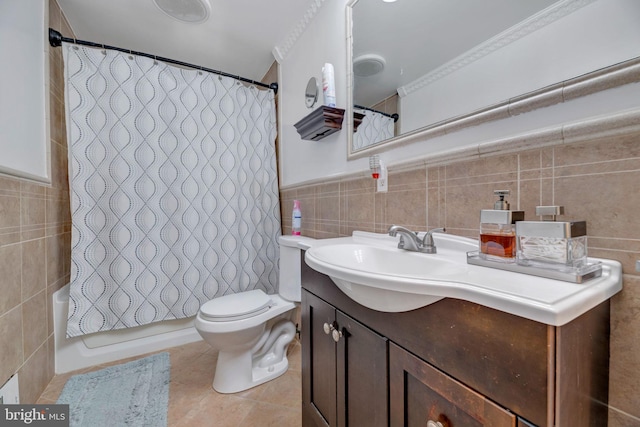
[301,254,610,427]
[302,290,388,427]
[389,342,516,426]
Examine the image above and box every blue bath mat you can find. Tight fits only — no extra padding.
[57,352,170,427]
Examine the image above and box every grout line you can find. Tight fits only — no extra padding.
[607,405,640,423]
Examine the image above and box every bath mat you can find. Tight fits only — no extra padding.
[57,352,170,427]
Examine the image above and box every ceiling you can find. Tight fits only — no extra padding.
[56,0,316,82]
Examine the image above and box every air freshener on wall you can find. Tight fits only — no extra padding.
[322,63,336,107]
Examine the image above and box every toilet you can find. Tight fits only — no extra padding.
[195,235,312,393]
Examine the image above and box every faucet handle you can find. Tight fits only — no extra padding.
[398,233,417,250]
[422,227,446,248]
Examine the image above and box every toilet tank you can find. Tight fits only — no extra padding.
[278,236,315,302]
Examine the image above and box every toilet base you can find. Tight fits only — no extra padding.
[212,319,296,393]
[213,351,290,394]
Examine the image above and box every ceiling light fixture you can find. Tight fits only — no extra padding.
[353,54,386,77]
[153,0,211,24]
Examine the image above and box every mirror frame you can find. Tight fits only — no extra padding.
[346,1,640,160]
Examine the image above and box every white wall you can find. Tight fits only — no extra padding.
[279,0,361,188]
[279,0,640,188]
[0,1,50,183]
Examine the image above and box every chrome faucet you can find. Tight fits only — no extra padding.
[387,225,446,254]
[387,225,422,252]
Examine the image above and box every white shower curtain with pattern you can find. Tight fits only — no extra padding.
[63,43,281,337]
[352,109,395,151]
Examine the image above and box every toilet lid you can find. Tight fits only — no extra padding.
[199,289,273,321]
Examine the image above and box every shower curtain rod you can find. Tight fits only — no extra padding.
[354,104,399,122]
[48,28,279,94]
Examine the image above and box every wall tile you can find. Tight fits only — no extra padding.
[609,275,640,419]
[373,192,385,233]
[385,168,427,230]
[49,49,64,101]
[554,135,640,167]
[344,177,375,233]
[0,307,23,386]
[21,203,47,243]
[22,291,48,360]
[608,408,640,427]
[49,91,65,146]
[345,192,375,228]
[555,171,640,240]
[22,239,47,301]
[18,342,50,404]
[0,244,22,316]
[0,195,21,230]
[445,153,518,181]
[59,7,74,39]
[46,234,66,287]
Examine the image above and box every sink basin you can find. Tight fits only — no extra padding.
[309,244,462,278]
[304,233,476,312]
[302,231,623,325]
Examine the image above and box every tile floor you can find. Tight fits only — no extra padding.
[37,339,302,426]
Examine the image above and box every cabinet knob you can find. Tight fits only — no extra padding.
[323,322,343,342]
[427,421,444,427]
[332,328,343,342]
[323,322,332,335]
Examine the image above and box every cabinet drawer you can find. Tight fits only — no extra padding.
[390,343,516,427]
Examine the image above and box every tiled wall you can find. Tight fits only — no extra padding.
[281,136,640,424]
[0,1,72,403]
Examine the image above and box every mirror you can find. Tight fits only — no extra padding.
[347,0,637,157]
[305,77,319,108]
[352,106,398,152]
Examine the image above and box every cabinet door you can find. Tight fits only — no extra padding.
[389,343,516,427]
[302,290,338,427]
[336,311,388,427]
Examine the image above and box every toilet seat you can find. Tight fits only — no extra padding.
[199,289,273,322]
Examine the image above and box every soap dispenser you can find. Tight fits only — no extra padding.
[479,190,525,262]
[516,206,587,271]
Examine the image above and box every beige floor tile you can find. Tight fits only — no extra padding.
[254,370,301,409]
[176,392,256,427]
[239,401,302,427]
[36,340,303,426]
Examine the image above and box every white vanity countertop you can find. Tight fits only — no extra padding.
[299,231,623,326]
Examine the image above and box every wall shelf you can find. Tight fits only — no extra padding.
[353,112,365,132]
[294,106,345,141]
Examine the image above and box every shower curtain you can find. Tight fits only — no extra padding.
[353,109,395,150]
[63,43,281,337]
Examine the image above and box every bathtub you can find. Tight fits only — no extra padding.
[53,284,202,373]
